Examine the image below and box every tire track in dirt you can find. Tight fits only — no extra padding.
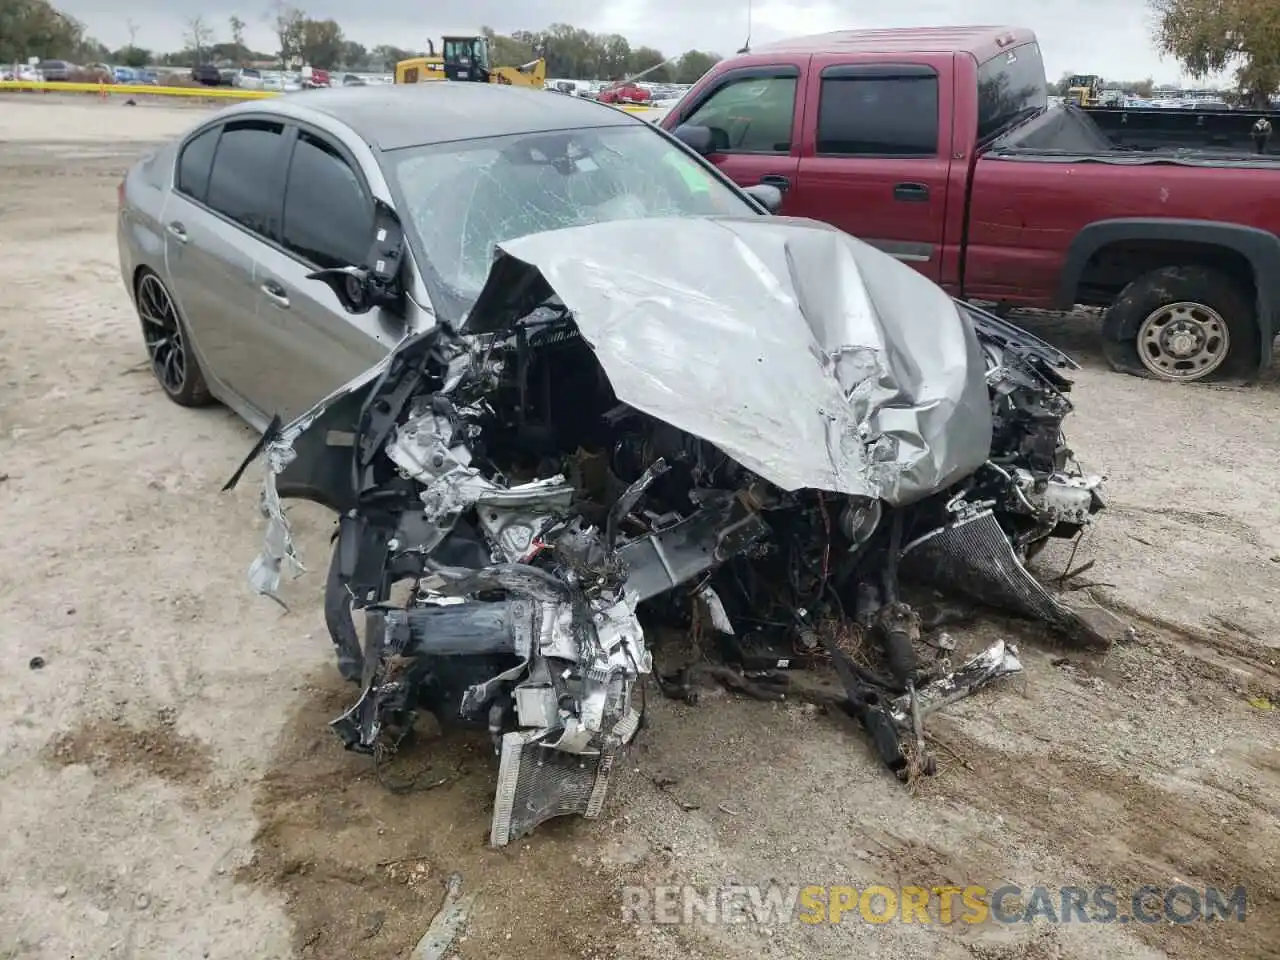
[931,727,1280,959]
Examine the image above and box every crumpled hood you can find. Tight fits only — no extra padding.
[464,215,993,506]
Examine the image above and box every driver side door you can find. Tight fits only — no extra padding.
[665,63,805,213]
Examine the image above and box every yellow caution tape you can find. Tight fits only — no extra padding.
[0,80,280,98]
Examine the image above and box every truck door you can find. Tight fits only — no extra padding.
[788,60,952,283]
[664,62,805,212]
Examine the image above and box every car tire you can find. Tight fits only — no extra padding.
[134,270,214,407]
[1101,266,1259,382]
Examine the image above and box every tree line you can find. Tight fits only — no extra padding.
[1150,0,1279,107]
[1,0,722,83]
[6,0,1279,100]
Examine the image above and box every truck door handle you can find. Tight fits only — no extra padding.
[166,221,188,242]
[759,174,791,191]
[260,280,290,309]
[893,182,929,202]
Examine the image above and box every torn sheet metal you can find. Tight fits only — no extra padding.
[888,638,1024,726]
[465,216,994,507]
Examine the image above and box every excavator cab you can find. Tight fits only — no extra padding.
[442,36,491,83]
[1065,74,1101,108]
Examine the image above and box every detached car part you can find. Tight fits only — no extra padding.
[231,216,1107,845]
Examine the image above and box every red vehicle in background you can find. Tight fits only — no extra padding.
[597,81,651,104]
[302,66,331,88]
[660,26,1280,382]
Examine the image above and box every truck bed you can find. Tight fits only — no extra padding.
[1084,105,1280,154]
[991,105,1280,163]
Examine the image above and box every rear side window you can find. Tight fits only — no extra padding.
[205,119,286,237]
[281,131,373,268]
[175,126,219,202]
[816,73,939,156]
[683,74,797,153]
[977,42,1048,142]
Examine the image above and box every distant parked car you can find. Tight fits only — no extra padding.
[233,68,264,90]
[301,66,331,88]
[597,82,651,105]
[340,73,367,86]
[2,64,39,82]
[191,64,221,86]
[36,59,73,81]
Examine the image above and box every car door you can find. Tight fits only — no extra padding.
[664,63,805,211]
[250,125,403,421]
[163,118,290,418]
[787,61,953,283]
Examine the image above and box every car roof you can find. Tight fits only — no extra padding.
[753,25,1034,62]
[226,84,642,151]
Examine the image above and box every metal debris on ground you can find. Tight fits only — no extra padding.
[410,872,476,960]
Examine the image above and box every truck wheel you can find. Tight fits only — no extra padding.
[1101,266,1259,382]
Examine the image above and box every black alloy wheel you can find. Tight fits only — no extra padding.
[135,271,212,406]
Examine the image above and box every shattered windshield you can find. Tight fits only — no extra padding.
[384,125,755,318]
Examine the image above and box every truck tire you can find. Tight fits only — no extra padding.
[1101,266,1259,382]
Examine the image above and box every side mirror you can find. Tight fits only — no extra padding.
[742,183,783,214]
[672,123,715,155]
[306,200,406,315]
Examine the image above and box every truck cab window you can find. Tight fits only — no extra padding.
[683,76,797,153]
[816,75,939,156]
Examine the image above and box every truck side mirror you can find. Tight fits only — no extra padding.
[673,123,715,155]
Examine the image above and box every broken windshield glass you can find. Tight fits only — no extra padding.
[384,126,754,318]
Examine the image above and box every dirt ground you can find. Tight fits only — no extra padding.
[1,97,1278,960]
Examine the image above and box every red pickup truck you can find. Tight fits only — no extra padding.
[659,26,1280,383]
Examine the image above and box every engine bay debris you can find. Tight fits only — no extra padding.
[232,217,1109,846]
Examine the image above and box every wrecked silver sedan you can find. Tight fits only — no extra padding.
[232,211,1107,847]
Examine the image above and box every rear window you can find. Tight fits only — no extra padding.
[976,41,1048,143]
[175,126,219,202]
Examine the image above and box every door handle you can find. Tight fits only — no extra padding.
[759,174,791,191]
[260,280,290,309]
[166,221,188,242]
[893,182,930,202]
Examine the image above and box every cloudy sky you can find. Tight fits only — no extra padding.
[57,0,1210,85]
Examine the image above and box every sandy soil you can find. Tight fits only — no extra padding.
[1,97,1277,960]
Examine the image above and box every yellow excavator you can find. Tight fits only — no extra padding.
[1065,74,1102,108]
[395,36,546,88]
